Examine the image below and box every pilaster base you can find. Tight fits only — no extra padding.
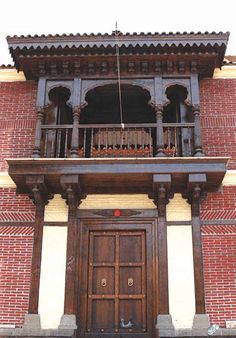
[58,314,77,330]
[156,314,175,337]
[21,314,42,335]
[192,314,210,336]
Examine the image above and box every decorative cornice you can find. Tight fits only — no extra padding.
[7,31,229,50]
[6,31,229,79]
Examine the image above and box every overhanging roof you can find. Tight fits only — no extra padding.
[7,157,229,196]
[6,31,229,79]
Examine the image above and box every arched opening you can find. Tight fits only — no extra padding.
[163,85,194,156]
[163,85,193,123]
[81,84,155,124]
[79,84,156,157]
[42,87,73,157]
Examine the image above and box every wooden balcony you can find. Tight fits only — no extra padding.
[40,123,195,158]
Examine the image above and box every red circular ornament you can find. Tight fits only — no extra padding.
[114,209,121,217]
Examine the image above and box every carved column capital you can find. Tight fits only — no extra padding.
[60,175,86,210]
[183,173,207,217]
[151,174,173,217]
[26,175,53,210]
[190,184,201,217]
[155,104,164,115]
[72,106,81,116]
[191,104,200,113]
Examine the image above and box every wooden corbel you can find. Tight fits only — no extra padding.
[151,174,173,217]
[60,175,86,211]
[26,175,53,209]
[184,173,207,216]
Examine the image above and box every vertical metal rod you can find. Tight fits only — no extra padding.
[90,128,94,157]
[64,128,68,157]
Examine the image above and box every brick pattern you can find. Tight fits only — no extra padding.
[201,186,236,220]
[202,225,236,327]
[0,76,236,328]
[0,226,33,327]
[0,81,37,171]
[200,79,236,169]
[0,188,35,221]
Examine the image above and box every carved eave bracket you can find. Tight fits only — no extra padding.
[150,174,173,217]
[183,173,207,217]
[26,175,53,208]
[60,175,86,211]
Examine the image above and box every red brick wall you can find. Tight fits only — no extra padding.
[0,79,236,169]
[0,226,33,327]
[202,225,236,327]
[0,81,37,171]
[201,186,236,221]
[200,79,236,169]
[0,76,236,328]
[0,188,35,221]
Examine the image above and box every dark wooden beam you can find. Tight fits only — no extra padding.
[60,175,85,315]
[26,176,52,314]
[152,174,172,315]
[189,177,206,314]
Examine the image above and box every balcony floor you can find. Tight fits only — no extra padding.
[7,157,229,196]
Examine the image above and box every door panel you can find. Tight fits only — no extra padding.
[93,235,116,263]
[119,299,143,330]
[91,299,115,330]
[119,267,142,294]
[119,235,142,262]
[92,267,115,294]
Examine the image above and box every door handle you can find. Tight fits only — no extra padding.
[100,278,107,287]
[127,277,134,287]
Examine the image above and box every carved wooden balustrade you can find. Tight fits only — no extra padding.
[40,123,195,158]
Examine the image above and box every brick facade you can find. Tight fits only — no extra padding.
[0,74,236,328]
[0,81,37,171]
[200,78,236,169]
[0,188,35,222]
[0,226,33,327]
[202,225,236,327]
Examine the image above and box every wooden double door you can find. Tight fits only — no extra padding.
[78,222,156,338]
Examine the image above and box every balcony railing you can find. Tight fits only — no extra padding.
[40,123,194,158]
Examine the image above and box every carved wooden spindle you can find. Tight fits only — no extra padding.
[155,105,165,157]
[191,184,206,314]
[192,105,204,157]
[70,107,81,158]
[32,108,44,158]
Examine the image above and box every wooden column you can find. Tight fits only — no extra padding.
[153,174,171,314]
[61,175,84,314]
[70,107,81,158]
[155,105,165,157]
[27,176,50,313]
[190,183,206,314]
[192,105,204,157]
[32,108,44,158]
